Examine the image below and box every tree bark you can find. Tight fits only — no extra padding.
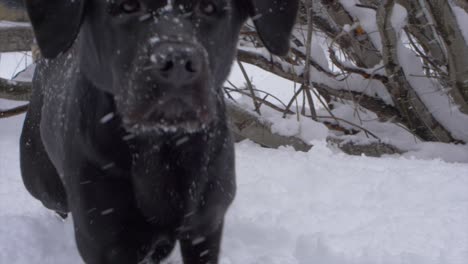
[313,0,382,68]
[0,25,33,52]
[227,100,313,152]
[377,0,454,142]
[0,1,28,22]
[397,0,447,66]
[425,0,468,110]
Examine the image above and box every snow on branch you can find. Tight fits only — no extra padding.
[0,77,31,101]
[232,0,468,146]
[425,0,468,110]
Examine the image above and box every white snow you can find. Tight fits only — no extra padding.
[1,115,468,263]
[451,1,468,44]
[0,53,33,80]
[0,21,30,28]
[390,4,408,32]
[228,62,303,106]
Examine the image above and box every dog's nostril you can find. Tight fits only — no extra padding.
[160,61,174,72]
[185,61,196,73]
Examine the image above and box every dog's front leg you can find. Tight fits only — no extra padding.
[179,221,224,264]
[64,163,150,264]
[178,134,235,264]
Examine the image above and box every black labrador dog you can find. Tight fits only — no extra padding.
[19,0,298,263]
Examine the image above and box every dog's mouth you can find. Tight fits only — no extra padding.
[122,98,214,134]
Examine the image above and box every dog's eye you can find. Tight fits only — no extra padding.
[199,1,217,16]
[120,0,141,13]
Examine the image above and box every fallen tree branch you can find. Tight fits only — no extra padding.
[327,137,402,157]
[0,103,28,118]
[237,49,300,82]
[226,100,313,152]
[0,77,32,101]
[314,0,382,68]
[377,0,454,142]
[227,100,405,157]
[0,25,33,52]
[328,48,389,83]
[425,0,468,109]
[0,1,28,22]
[312,82,401,122]
[237,48,402,123]
[452,0,468,13]
[397,0,447,67]
[224,86,293,114]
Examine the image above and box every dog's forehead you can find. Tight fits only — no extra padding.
[153,0,228,5]
[163,0,230,9]
[102,0,230,9]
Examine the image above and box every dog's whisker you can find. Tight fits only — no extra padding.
[80,180,92,185]
[142,65,158,71]
[182,12,193,18]
[184,211,195,218]
[101,162,115,170]
[100,208,115,216]
[139,14,152,22]
[175,136,190,146]
[99,112,115,124]
[122,133,136,141]
[191,236,206,246]
[199,250,210,257]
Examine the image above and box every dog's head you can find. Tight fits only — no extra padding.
[26,0,298,133]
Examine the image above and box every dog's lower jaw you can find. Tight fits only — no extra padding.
[121,104,219,135]
[122,111,219,136]
[123,120,209,135]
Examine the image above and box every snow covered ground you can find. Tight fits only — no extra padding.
[1,54,468,264]
[2,110,468,264]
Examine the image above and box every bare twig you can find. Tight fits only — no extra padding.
[302,0,317,120]
[237,60,261,115]
[0,104,28,118]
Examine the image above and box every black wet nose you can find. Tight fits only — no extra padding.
[151,43,203,85]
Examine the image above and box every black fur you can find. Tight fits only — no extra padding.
[20,0,298,263]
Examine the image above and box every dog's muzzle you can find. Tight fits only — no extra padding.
[122,40,216,134]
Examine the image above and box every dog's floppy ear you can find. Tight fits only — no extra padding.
[24,0,86,58]
[247,0,299,56]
